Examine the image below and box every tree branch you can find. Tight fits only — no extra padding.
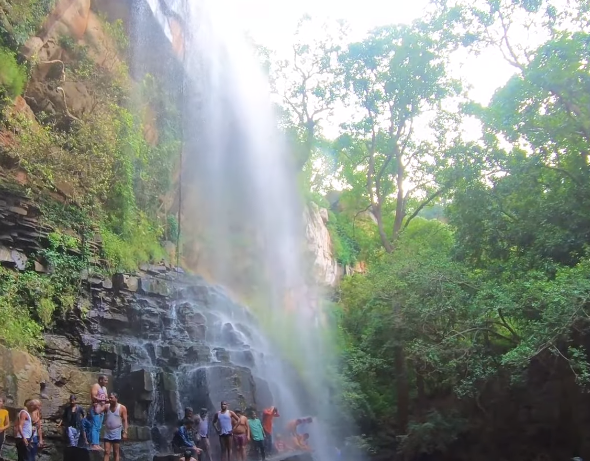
[497,308,521,341]
[403,188,445,230]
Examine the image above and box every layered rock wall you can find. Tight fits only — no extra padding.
[0,188,276,461]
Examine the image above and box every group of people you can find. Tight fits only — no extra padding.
[0,376,314,461]
[173,401,313,461]
[59,374,129,461]
[0,397,44,461]
[0,374,128,461]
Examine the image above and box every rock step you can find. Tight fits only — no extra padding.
[152,451,314,461]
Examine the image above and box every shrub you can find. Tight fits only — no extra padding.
[0,46,26,99]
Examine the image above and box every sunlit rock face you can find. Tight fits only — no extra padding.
[303,202,339,288]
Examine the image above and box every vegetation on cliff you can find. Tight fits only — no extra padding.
[271,0,590,457]
[0,3,181,348]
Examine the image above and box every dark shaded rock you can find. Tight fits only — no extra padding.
[222,322,244,347]
[113,273,139,292]
[8,205,27,215]
[254,377,273,410]
[34,260,48,272]
[140,277,172,296]
[214,348,230,363]
[179,365,257,413]
[147,264,167,274]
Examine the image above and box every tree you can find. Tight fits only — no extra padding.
[273,15,347,169]
[336,22,460,253]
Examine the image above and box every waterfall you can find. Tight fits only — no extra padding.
[127,1,340,460]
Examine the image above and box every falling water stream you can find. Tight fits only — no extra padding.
[126,1,341,460]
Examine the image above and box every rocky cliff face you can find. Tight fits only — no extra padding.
[303,202,340,288]
[0,188,287,461]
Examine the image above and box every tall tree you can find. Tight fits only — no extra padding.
[336,22,460,253]
[273,15,347,169]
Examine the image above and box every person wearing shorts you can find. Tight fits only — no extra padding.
[102,392,128,461]
[212,401,238,461]
[231,410,250,461]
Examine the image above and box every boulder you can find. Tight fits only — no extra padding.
[44,334,82,365]
[44,362,98,416]
[0,344,49,410]
[140,277,172,296]
[179,365,257,413]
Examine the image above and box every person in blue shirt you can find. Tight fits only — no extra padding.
[173,419,202,460]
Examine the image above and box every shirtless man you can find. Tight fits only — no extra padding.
[232,410,250,461]
[88,375,109,450]
[212,401,238,461]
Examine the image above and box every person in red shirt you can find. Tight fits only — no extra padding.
[261,406,280,454]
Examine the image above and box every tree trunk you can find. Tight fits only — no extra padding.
[392,152,405,242]
[416,364,426,418]
[393,299,409,434]
[374,205,393,253]
[394,341,409,434]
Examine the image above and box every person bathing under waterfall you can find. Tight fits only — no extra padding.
[212,401,238,461]
[247,411,266,461]
[232,410,250,461]
[196,408,212,461]
[87,375,109,451]
[261,406,279,455]
[102,392,128,461]
[172,418,202,459]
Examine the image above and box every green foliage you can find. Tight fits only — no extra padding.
[0,45,26,99]
[323,1,590,454]
[0,228,88,350]
[0,0,55,45]
[327,210,359,266]
[400,411,468,457]
[0,267,44,350]
[101,213,166,272]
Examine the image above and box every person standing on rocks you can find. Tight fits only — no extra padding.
[15,399,39,461]
[29,400,44,460]
[102,392,128,461]
[231,410,250,461]
[0,396,9,457]
[247,411,266,461]
[60,395,86,449]
[212,401,238,461]
[88,374,109,451]
[261,406,279,455]
[196,408,212,461]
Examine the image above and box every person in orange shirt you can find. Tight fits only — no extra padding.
[261,406,279,455]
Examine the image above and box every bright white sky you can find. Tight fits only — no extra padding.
[231,0,518,119]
